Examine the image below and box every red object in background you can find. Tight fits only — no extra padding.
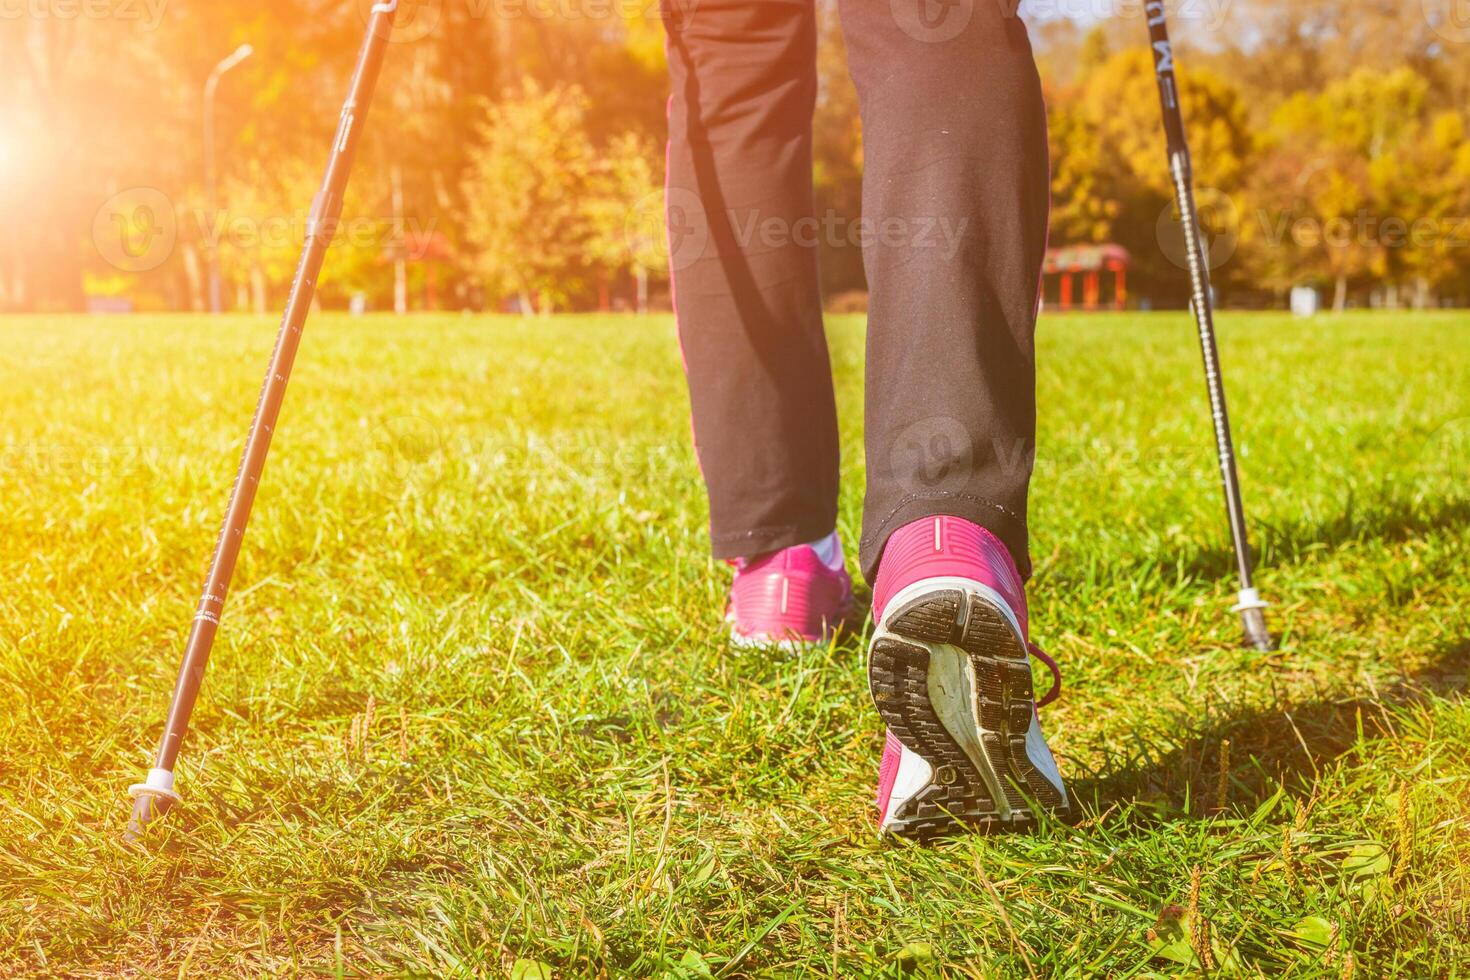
[1042,244,1130,311]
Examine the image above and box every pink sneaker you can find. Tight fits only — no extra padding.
[726,532,854,647]
[870,516,1069,837]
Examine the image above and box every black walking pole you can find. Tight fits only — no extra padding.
[1144,1,1274,652]
[126,0,400,840]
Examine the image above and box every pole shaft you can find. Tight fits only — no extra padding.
[1144,2,1272,650]
[141,5,397,795]
[1169,156,1253,589]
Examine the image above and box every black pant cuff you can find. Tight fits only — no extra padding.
[709,517,838,562]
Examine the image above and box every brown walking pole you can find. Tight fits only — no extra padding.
[126,0,401,841]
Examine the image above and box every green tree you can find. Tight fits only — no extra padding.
[217,160,314,313]
[462,81,597,315]
[584,133,664,314]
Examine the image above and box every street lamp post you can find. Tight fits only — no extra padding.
[204,43,253,314]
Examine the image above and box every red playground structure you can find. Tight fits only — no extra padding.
[1043,244,1131,312]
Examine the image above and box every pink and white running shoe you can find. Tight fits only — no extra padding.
[870,516,1069,838]
[726,532,854,647]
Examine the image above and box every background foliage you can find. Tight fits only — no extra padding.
[1,0,1469,313]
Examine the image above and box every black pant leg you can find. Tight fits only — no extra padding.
[839,0,1050,582]
[662,0,841,561]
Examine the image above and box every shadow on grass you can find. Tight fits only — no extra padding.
[1070,637,1470,821]
[1128,492,1470,585]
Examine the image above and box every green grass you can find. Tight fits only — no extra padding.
[2,310,1468,977]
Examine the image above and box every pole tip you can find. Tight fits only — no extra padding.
[124,768,181,843]
[1240,607,1275,652]
[124,791,172,844]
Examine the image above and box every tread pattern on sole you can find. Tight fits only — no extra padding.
[870,588,1069,840]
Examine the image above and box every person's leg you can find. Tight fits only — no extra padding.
[840,2,1065,837]
[838,0,1050,584]
[662,0,840,562]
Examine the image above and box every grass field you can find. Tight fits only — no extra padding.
[2,311,1468,977]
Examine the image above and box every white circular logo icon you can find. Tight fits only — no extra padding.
[1419,417,1470,476]
[660,0,704,34]
[1423,0,1470,44]
[374,415,445,493]
[889,416,974,494]
[93,187,177,273]
[359,0,441,44]
[890,0,974,43]
[629,186,710,274]
[1156,187,1240,272]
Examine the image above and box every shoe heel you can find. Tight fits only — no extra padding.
[959,595,1069,817]
[870,583,1069,837]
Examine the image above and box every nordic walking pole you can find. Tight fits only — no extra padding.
[1144,1,1274,652]
[126,0,400,841]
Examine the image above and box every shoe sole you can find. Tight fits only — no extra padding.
[868,579,1069,839]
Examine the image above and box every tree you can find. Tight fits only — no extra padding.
[1372,110,1470,306]
[3,0,1468,313]
[1047,47,1256,304]
[584,134,665,314]
[461,81,598,315]
[1,14,180,310]
[1211,0,1456,103]
[812,1,866,295]
[1260,68,1439,310]
[1046,98,1119,247]
[217,160,312,313]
